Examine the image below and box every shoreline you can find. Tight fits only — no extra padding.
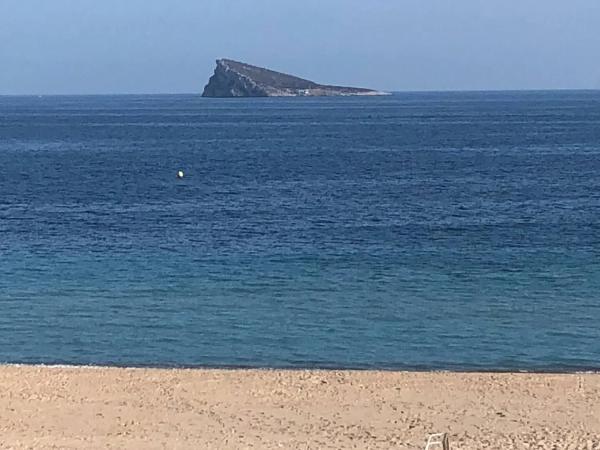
[4,362,600,375]
[1,365,599,449]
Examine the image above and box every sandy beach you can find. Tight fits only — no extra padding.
[0,366,598,449]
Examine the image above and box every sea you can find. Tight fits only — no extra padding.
[1,91,599,371]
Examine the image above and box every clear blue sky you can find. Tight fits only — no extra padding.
[1,0,599,94]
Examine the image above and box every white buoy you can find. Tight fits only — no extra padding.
[177,170,184,179]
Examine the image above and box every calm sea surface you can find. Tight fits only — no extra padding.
[1,92,600,370]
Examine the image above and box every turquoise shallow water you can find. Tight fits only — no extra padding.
[1,91,600,370]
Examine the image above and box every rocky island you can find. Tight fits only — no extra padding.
[202,59,386,97]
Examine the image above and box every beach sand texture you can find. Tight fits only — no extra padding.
[0,366,599,449]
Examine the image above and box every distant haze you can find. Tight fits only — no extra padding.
[1,0,599,94]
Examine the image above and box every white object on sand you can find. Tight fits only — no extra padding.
[425,433,449,450]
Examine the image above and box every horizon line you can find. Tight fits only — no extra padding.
[1,88,600,97]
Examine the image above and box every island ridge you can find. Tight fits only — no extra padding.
[202,59,386,97]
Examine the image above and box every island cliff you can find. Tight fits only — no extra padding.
[202,59,386,97]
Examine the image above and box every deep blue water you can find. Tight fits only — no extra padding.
[1,91,600,371]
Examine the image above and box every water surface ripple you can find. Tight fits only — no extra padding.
[1,92,599,370]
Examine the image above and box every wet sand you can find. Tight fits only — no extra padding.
[0,365,599,449]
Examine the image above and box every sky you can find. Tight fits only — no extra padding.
[1,0,600,94]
